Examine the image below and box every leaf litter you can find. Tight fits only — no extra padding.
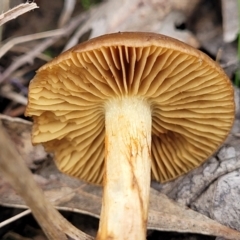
[0,0,240,239]
[1,115,240,239]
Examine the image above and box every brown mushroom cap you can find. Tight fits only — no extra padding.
[25,32,235,184]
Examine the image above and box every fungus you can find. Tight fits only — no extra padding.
[25,32,235,240]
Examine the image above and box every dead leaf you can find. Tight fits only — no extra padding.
[149,189,240,239]
[0,122,93,240]
[0,114,47,169]
[0,115,240,239]
[64,0,200,51]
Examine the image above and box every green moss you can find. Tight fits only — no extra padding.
[80,0,102,10]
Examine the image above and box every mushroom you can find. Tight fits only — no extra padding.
[25,32,235,240]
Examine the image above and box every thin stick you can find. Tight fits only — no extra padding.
[0,124,66,239]
[0,29,65,59]
[1,85,27,105]
[58,0,76,28]
[0,0,10,41]
[10,45,53,62]
[0,3,39,26]
[0,123,94,240]
[63,6,98,51]
[0,209,31,228]
[0,12,88,83]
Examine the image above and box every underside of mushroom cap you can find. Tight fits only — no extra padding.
[25,32,235,185]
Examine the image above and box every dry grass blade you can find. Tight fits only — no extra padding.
[58,0,76,27]
[0,2,39,26]
[1,84,27,105]
[0,12,88,83]
[0,123,94,240]
[63,5,101,51]
[0,29,65,59]
[0,209,31,228]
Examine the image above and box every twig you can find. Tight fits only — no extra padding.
[0,12,89,84]
[0,124,67,240]
[58,0,76,28]
[233,133,240,137]
[0,29,65,59]
[62,0,142,51]
[2,232,32,240]
[4,105,26,117]
[0,123,94,240]
[0,0,10,41]
[10,45,53,62]
[0,2,39,26]
[1,84,27,105]
[63,6,101,51]
[0,209,31,228]
[220,58,238,68]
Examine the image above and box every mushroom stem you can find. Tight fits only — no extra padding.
[97,97,152,240]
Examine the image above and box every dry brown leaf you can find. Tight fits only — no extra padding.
[0,114,47,169]
[1,162,240,239]
[64,0,200,51]
[0,122,93,240]
[1,116,240,239]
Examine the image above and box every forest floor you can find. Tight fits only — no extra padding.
[0,0,239,239]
